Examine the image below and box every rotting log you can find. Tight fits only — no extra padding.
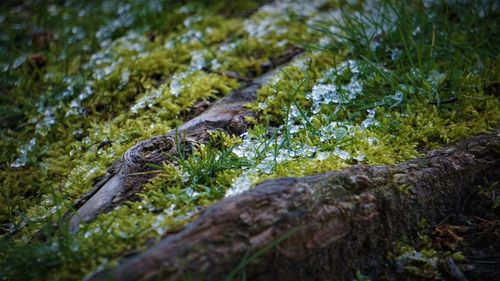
[67,46,304,233]
[88,132,500,281]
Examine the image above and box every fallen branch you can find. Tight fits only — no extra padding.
[89,132,500,281]
[67,46,304,232]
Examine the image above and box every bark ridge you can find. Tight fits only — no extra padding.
[89,132,500,281]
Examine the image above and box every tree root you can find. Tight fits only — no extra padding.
[67,46,304,233]
[88,132,500,281]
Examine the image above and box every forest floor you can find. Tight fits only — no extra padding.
[377,182,500,281]
[0,0,499,280]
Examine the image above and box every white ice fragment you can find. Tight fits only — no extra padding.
[289,124,300,134]
[360,116,377,129]
[355,153,366,162]
[258,102,267,110]
[219,42,236,53]
[232,134,260,160]
[164,40,175,49]
[370,40,381,52]
[427,70,446,87]
[85,167,98,179]
[119,68,130,89]
[277,39,288,47]
[50,206,60,214]
[169,71,189,97]
[178,5,191,14]
[131,84,166,113]
[291,57,309,70]
[183,15,203,28]
[260,0,328,17]
[317,151,331,160]
[179,169,190,183]
[11,138,36,168]
[391,48,402,61]
[361,109,379,129]
[333,148,350,160]
[226,172,254,197]
[12,55,27,69]
[152,210,171,236]
[390,90,404,107]
[244,16,279,38]
[180,30,202,44]
[367,137,378,146]
[412,26,421,36]
[210,59,221,70]
[319,36,331,47]
[164,204,176,216]
[189,50,205,71]
[243,0,329,39]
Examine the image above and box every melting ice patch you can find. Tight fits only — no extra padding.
[225,170,256,198]
[169,71,189,97]
[86,31,148,80]
[227,60,372,197]
[361,109,379,129]
[12,54,27,69]
[130,84,168,113]
[307,60,363,114]
[427,69,446,95]
[244,0,328,38]
[244,15,285,38]
[66,84,93,117]
[260,0,328,17]
[189,50,206,71]
[391,48,402,61]
[162,50,207,100]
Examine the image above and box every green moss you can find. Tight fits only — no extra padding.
[250,52,340,122]
[1,0,499,280]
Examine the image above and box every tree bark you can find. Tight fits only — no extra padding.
[88,132,500,281]
[68,47,304,233]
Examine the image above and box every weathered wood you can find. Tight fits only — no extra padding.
[88,132,500,281]
[68,47,304,233]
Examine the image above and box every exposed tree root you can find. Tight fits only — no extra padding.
[68,47,304,233]
[88,132,500,281]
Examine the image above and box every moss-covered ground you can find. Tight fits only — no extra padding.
[0,0,498,280]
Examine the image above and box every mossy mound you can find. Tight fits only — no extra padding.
[0,0,498,280]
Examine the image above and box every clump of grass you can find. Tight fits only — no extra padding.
[175,131,251,186]
[1,1,305,280]
[314,0,498,106]
[247,0,499,183]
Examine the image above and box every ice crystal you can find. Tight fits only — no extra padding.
[189,50,206,71]
[131,84,167,113]
[244,0,327,39]
[391,48,402,61]
[11,138,36,168]
[169,71,189,97]
[361,109,379,129]
[226,171,254,197]
[12,54,27,69]
[307,60,363,114]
